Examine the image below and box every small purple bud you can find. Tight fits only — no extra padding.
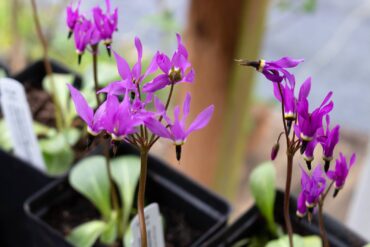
[271,143,280,161]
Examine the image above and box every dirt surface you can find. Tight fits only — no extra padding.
[43,191,204,247]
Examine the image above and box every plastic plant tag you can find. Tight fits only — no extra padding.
[130,203,165,247]
[0,78,45,171]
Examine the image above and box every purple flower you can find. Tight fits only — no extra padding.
[143,34,195,93]
[294,78,333,153]
[317,115,340,172]
[145,93,214,160]
[240,57,303,83]
[73,19,92,56]
[327,153,355,197]
[98,37,158,96]
[66,0,81,38]
[303,139,318,170]
[67,84,106,136]
[103,93,143,141]
[297,165,326,216]
[296,192,307,217]
[92,0,118,48]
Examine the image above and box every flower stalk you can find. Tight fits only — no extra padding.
[138,148,149,247]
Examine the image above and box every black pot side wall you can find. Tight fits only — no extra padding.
[205,190,367,247]
[24,143,231,247]
[0,59,82,247]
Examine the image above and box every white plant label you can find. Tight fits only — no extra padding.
[130,203,165,247]
[0,78,45,171]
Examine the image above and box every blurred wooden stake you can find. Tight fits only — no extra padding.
[214,0,269,201]
[177,1,245,187]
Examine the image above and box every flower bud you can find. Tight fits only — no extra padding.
[271,143,280,160]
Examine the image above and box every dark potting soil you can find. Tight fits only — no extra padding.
[26,86,56,128]
[42,191,204,247]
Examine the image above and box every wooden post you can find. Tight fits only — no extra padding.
[174,0,245,187]
[214,0,269,200]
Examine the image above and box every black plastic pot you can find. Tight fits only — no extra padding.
[24,143,231,247]
[205,190,367,247]
[0,59,82,247]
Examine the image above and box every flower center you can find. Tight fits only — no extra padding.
[169,67,182,83]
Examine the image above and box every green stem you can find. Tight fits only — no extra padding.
[138,149,149,247]
[103,139,121,238]
[318,203,329,247]
[92,45,101,105]
[284,153,294,247]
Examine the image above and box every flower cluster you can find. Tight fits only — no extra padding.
[66,0,118,62]
[68,35,213,160]
[242,57,356,218]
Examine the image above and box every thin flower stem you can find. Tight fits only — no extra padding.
[138,149,149,247]
[277,82,294,247]
[284,153,294,247]
[30,0,64,131]
[148,82,175,145]
[92,45,101,105]
[102,138,121,237]
[318,203,329,247]
[317,181,334,247]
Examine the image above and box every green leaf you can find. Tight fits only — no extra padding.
[100,211,118,245]
[43,73,76,127]
[0,69,6,78]
[111,155,141,232]
[33,121,56,137]
[62,128,81,146]
[39,132,74,175]
[266,235,321,247]
[250,161,277,235]
[66,220,107,247]
[69,155,111,219]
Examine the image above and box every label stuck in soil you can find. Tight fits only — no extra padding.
[130,203,165,247]
[0,78,45,171]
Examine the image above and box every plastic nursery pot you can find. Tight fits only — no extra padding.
[24,143,232,247]
[205,190,367,247]
[0,60,82,247]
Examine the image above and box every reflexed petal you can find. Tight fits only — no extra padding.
[187,105,214,134]
[113,51,131,80]
[183,68,195,83]
[299,77,311,101]
[156,53,171,74]
[142,74,170,92]
[350,153,356,167]
[134,36,143,61]
[142,52,159,80]
[270,57,304,68]
[182,93,191,121]
[144,118,171,139]
[176,33,188,58]
[67,84,93,126]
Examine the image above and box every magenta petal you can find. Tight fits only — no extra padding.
[182,93,191,121]
[299,77,311,101]
[183,68,195,83]
[272,82,282,102]
[113,51,131,80]
[143,53,159,79]
[142,74,170,93]
[187,105,215,134]
[144,118,171,139]
[176,33,188,58]
[134,36,143,61]
[67,84,93,126]
[272,57,304,68]
[156,53,171,74]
